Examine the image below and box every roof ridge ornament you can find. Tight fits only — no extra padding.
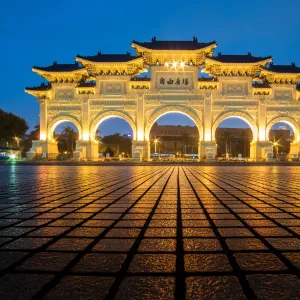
[193,36,198,42]
[151,36,156,42]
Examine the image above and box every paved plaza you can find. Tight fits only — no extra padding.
[0,165,299,299]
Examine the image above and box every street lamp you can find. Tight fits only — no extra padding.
[273,141,279,157]
[13,136,21,148]
[154,138,159,153]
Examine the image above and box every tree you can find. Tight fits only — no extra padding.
[21,124,40,156]
[181,131,189,154]
[0,109,29,147]
[62,126,75,153]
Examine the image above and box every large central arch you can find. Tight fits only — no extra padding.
[90,111,137,141]
[145,106,203,141]
[212,111,258,141]
[48,116,82,140]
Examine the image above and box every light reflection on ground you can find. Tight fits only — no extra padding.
[0,165,299,299]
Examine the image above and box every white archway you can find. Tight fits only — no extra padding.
[90,111,136,141]
[266,117,299,142]
[145,106,203,141]
[48,116,82,140]
[212,112,258,141]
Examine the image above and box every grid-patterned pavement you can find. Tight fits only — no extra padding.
[0,165,299,300]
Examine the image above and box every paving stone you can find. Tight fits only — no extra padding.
[17,252,77,271]
[0,251,28,270]
[186,276,246,300]
[115,276,175,300]
[185,254,232,272]
[44,276,114,300]
[0,273,54,300]
[138,238,176,252]
[184,238,223,252]
[234,253,287,271]
[247,274,300,300]
[129,254,176,273]
[0,165,299,299]
[92,238,135,252]
[72,253,126,273]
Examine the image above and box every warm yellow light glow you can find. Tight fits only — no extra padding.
[40,132,46,141]
[180,62,185,68]
[137,129,144,141]
[164,62,169,67]
[172,62,177,68]
[204,130,211,141]
[83,132,89,141]
[273,142,278,146]
[259,131,266,141]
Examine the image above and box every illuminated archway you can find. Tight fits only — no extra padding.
[48,116,82,140]
[145,106,203,141]
[266,117,299,142]
[90,111,136,141]
[212,112,258,141]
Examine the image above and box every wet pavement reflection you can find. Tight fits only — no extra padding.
[0,165,299,299]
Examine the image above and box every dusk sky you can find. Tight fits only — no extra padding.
[1,0,300,136]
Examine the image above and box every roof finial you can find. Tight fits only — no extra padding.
[152,36,156,42]
[193,36,198,42]
[218,52,222,56]
[292,62,296,66]
[248,52,252,56]
[53,61,57,65]
[126,51,130,55]
[97,51,102,55]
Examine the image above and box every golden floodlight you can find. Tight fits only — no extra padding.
[164,62,169,67]
[172,62,177,68]
[180,61,185,68]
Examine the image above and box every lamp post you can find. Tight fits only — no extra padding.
[273,141,279,158]
[13,136,21,148]
[154,138,158,153]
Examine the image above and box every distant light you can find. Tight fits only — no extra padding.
[127,133,132,137]
[165,62,169,67]
[172,62,177,68]
[10,154,16,159]
[180,62,185,68]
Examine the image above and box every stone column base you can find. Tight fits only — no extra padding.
[199,141,217,161]
[74,140,99,161]
[132,141,149,161]
[288,142,300,161]
[26,140,58,160]
[250,141,273,161]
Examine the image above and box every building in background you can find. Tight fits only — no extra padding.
[215,128,252,158]
[269,126,294,155]
[150,123,199,154]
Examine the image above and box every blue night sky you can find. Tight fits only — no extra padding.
[1,0,299,136]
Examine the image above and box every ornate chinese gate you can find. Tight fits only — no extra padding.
[25,37,300,161]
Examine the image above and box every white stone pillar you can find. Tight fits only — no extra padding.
[81,97,90,141]
[258,96,267,142]
[39,98,47,140]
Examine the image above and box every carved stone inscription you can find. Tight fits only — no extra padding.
[55,89,75,100]
[222,82,248,96]
[274,90,292,101]
[101,82,125,94]
[155,72,194,89]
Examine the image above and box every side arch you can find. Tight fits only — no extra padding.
[47,116,82,140]
[266,116,300,142]
[144,105,203,141]
[212,111,258,141]
[90,111,137,140]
